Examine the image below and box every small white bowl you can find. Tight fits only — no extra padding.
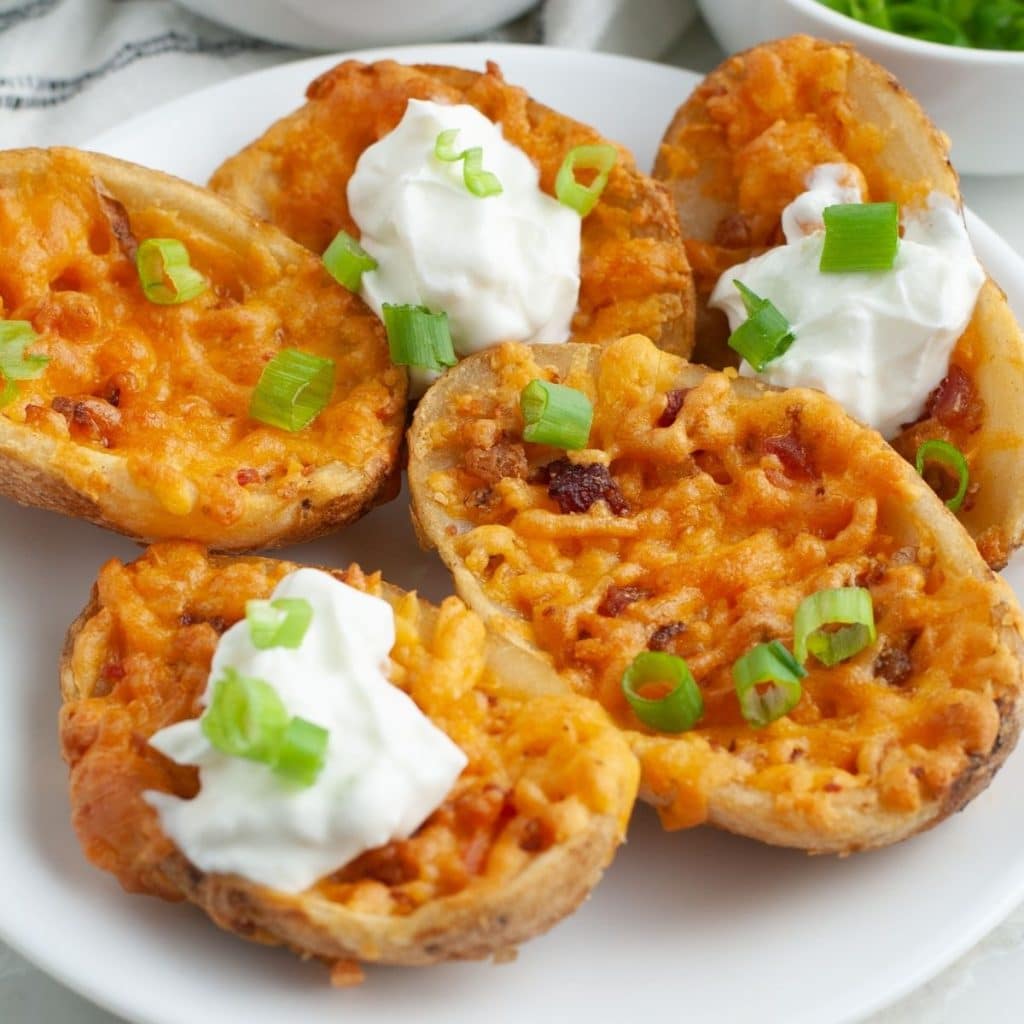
[696,0,1024,175]
[176,0,536,51]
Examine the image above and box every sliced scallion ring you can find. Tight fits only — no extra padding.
[273,716,330,786]
[0,320,49,407]
[555,144,617,217]
[622,651,703,732]
[201,667,290,763]
[794,587,877,667]
[727,280,795,371]
[520,378,593,450]
[246,597,313,650]
[819,202,900,273]
[135,238,208,305]
[382,303,457,372]
[433,129,503,197]
[322,230,377,292]
[733,640,807,728]
[915,438,969,513]
[249,348,336,431]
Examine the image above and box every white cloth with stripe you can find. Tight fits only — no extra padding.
[0,0,696,148]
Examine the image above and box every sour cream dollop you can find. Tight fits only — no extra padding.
[710,163,985,439]
[348,99,581,386]
[145,569,467,893]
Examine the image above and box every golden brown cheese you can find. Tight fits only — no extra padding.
[0,148,405,546]
[410,335,1024,851]
[209,59,695,356]
[61,543,636,918]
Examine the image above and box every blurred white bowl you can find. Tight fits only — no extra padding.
[696,0,1024,175]
[177,0,537,50]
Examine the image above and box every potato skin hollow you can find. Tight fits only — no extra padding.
[209,58,696,359]
[59,543,639,972]
[407,334,1024,853]
[653,35,1024,568]
[0,147,406,550]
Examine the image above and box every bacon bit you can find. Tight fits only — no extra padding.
[874,635,917,687]
[329,960,365,988]
[714,212,753,248]
[649,621,686,651]
[926,365,982,432]
[763,433,817,480]
[657,388,690,428]
[464,441,528,485]
[101,662,126,681]
[51,395,121,447]
[518,817,554,853]
[465,486,498,512]
[543,457,629,516]
[178,612,227,633]
[823,781,842,793]
[597,584,649,617]
[93,182,139,261]
[235,467,260,487]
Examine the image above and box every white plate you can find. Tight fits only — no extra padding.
[3,41,1024,1024]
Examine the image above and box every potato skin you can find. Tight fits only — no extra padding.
[210,59,695,358]
[653,36,1024,568]
[407,337,1024,854]
[60,547,639,973]
[0,147,406,551]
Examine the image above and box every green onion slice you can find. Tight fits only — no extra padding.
[727,280,795,371]
[520,379,593,450]
[733,640,807,728]
[915,438,969,512]
[135,238,208,305]
[622,651,704,732]
[382,303,457,372]
[794,587,878,667]
[201,667,290,764]
[246,597,313,650]
[249,348,336,431]
[0,320,49,407]
[322,230,377,292]
[819,202,900,273]
[433,129,503,198]
[273,716,330,786]
[555,144,617,217]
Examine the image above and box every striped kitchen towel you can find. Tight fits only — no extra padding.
[0,0,695,149]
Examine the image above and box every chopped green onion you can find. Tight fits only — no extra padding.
[249,348,335,431]
[520,379,593,450]
[555,144,617,217]
[0,320,49,408]
[733,640,807,728]
[794,587,877,667]
[889,5,970,43]
[200,667,330,787]
[727,280,795,371]
[819,202,900,273]
[915,438,969,512]
[273,716,329,786]
[382,303,457,372]
[622,651,704,732]
[246,597,313,650]
[135,238,208,305]
[322,230,377,292]
[201,667,290,764]
[433,129,503,198]
[434,128,463,162]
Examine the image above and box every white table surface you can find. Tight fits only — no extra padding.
[5,13,1024,1024]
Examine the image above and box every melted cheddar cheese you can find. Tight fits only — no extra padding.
[0,150,404,535]
[418,336,1024,836]
[209,59,694,356]
[60,543,636,914]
